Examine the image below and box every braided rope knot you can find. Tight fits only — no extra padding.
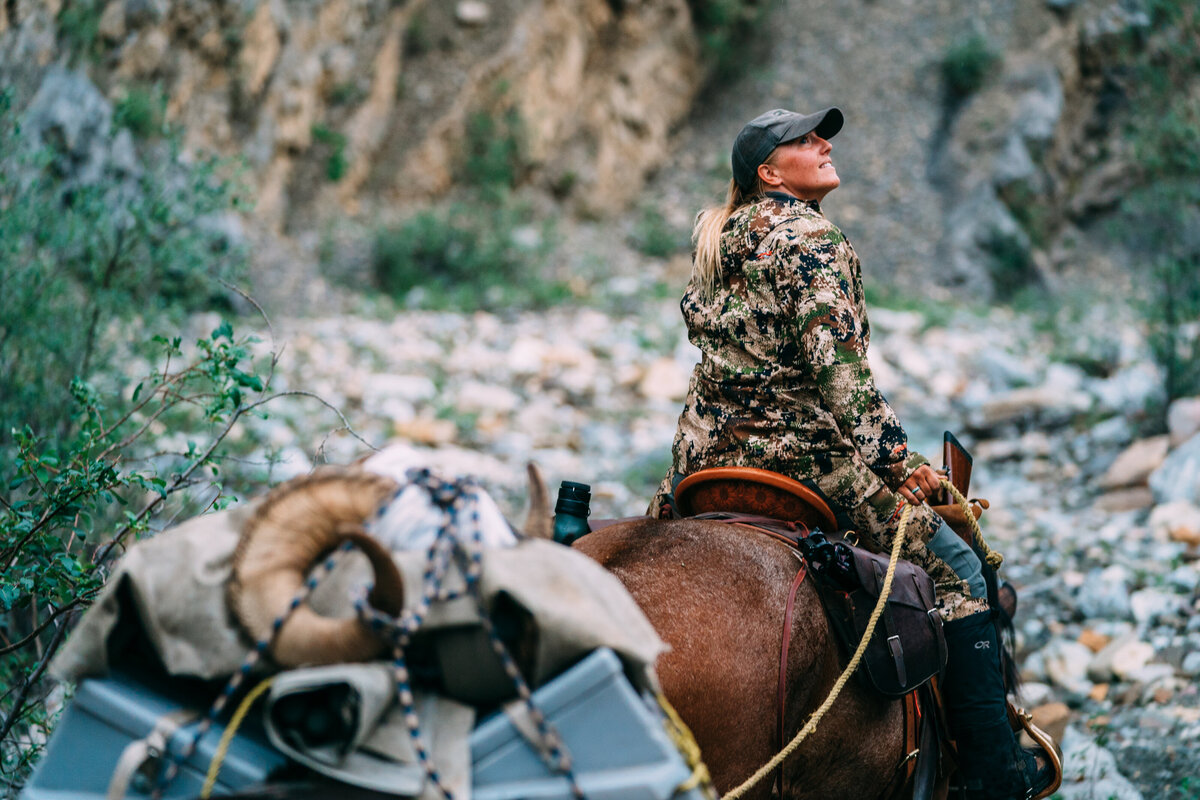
[939,478,1003,569]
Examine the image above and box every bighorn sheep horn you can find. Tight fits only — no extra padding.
[524,462,552,540]
[229,467,404,667]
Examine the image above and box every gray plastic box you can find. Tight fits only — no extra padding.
[470,648,713,800]
[20,673,287,799]
[23,650,713,800]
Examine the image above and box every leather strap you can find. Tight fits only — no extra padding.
[878,690,920,800]
[107,709,197,800]
[775,556,808,795]
[912,683,940,800]
[873,560,907,690]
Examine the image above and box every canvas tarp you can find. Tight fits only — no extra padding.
[50,476,666,797]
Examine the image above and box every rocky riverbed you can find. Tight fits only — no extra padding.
[179,284,1200,800]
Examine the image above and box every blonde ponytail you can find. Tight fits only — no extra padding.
[691,177,767,297]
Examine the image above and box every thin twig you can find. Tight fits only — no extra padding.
[216,278,275,345]
[96,370,194,458]
[0,613,71,747]
[246,391,377,452]
[0,601,83,657]
[90,403,249,567]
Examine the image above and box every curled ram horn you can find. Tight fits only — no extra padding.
[229,467,404,667]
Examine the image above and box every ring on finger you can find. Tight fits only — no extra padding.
[912,487,923,496]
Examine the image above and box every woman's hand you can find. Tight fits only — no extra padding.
[899,464,943,506]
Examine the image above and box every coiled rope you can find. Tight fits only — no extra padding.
[657,693,715,797]
[944,481,1003,569]
[723,477,1000,799]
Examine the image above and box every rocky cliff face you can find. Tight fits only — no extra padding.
[654,0,1161,301]
[1,0,701,232]
[0,0,1174,300]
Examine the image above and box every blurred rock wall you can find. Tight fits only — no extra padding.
[1,0,1180,300]
[1,0,701,230]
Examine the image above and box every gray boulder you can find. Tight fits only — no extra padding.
[1150,432,1200,505]
[22,67,114,185]
[1075,565,1133,620]
[1012,64,1064,148]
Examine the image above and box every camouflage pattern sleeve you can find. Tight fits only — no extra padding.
[767,221,929,490]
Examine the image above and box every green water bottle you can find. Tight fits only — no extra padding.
[552,481,592,546]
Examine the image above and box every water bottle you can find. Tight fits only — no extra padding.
[552,481,591,546]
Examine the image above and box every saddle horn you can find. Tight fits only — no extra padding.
[229,468,405,667]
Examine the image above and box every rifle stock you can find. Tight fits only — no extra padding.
[943,431,973,500]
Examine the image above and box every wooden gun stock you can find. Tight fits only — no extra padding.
[943,431,973,499]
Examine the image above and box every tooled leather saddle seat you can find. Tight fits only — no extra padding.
[672,466,840,532]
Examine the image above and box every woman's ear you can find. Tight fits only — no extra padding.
[757,161,782,188]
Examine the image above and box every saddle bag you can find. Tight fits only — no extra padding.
[807,536,947,698]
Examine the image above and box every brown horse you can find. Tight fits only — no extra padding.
[198,467,945,800]
[574,517,938,800]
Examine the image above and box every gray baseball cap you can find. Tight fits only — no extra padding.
[731,107,844,192]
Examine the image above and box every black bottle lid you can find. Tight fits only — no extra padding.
[555,480,591,517]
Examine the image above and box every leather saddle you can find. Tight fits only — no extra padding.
[673,466,839,532]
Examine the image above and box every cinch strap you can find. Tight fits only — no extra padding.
[107,709,198,800]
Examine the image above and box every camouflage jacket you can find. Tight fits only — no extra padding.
[657,192,928,512]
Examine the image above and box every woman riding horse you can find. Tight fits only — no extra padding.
[649,107,1055,800]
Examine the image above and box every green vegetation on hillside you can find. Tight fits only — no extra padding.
[686,0,768,83]
[0,86,270,783]
[1119,0,1200,406]
[371,106,567,310]
[941,33,1000,99]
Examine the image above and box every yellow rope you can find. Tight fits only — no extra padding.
[942,480,1004,569]
[200,677,275,799]
[722,503,911,799]
[657,693,716,796]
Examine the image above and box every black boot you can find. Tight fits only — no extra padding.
[942,610,1055,800]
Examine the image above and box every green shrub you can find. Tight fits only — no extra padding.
[1146,254,1200,402]
[114,86,165,138]
[404,11,431,57]
[0,87,268,787]
[56,0,104,64]
[941,34,1000,99]
[630,208,687,258]
[981,230,1038,300]
[461,108,524,194]
[1117,1,1200,406]
[0,95,246,441]
[328,81,367,107]
[372,196,564,310]
[687,0,767,84]
[311,124,349,182]
[0,325,275,782]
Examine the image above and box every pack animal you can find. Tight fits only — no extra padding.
[573,517,939,800]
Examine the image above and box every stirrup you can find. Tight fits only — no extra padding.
[1007,703,1063,800]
